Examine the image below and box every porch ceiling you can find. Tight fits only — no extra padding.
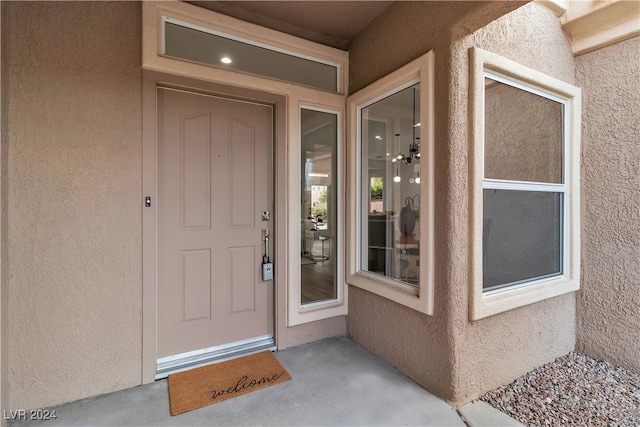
[187,1,395,50]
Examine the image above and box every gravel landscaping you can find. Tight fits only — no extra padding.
[480,352,640,426]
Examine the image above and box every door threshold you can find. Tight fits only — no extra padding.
[155,335,275,379]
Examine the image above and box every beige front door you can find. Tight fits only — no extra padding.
[156,87,274,365]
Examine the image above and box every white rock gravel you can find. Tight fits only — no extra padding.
[480,352,640,426]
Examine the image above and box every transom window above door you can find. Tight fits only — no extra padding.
[163,19,341,92]
[143,2,348,95]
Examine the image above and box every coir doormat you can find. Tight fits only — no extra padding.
[167,351,291,416]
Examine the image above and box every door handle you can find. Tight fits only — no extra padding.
[261,228,273,281]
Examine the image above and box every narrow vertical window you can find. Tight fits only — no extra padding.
[300,108,338,305]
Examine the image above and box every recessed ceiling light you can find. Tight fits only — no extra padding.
[375,135,382,140]
[220,57,232,64]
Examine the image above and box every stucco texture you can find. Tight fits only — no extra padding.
[575,36,640,373]
[348,1,577,404]
[4,2,142,409]
[451,3,577,402]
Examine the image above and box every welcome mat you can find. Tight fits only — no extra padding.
[167,351,291,416]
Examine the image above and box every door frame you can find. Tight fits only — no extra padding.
[142,70,288,383]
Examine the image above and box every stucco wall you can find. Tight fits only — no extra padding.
[348,1,577,404]
[1,2,8,416]
[575,36,640,373]
[3,1,142,409]
[442,1,577,404]
[348,1,527,401]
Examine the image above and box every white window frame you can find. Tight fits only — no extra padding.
[142,2,348,96]
[161,17,342,93]
[469,47,581,320]
[289,103,347,326]
[347,52,435,315]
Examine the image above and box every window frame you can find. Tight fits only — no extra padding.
[290,104,346,323]
[142,2,348,96]
[161,17,341,93]
[347,52,435,315]
[469,47,581,320]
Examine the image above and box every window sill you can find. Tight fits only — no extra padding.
[348,271,432,315]
[469,275,579,321]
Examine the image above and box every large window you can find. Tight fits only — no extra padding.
[469,48,581,320]
[347,52,434,315]
[360,84,421,285]
[483,76,565,292]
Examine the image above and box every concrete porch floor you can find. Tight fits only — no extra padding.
[13,336,472,426]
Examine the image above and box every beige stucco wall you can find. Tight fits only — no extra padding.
[348,1,577,404]
[3,1,142,409]
[1,2,8,416]
[2,1,349,411]
[575,36,640,373]
[348,1,527,401]
[2,0,634,414]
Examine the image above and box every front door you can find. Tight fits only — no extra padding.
[156,87,274,372]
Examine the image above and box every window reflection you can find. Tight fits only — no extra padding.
[484,78,563,183]
[300,109,337,304]
[360,84,420,286]
[482,76,566,291]
[164,22,339,92]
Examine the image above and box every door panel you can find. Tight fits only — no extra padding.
[157,87,273,359]
[180,113,211,230]
[182,249,211,321]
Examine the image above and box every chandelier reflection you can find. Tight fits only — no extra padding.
[391,134,421,165]
[391,87,421,167]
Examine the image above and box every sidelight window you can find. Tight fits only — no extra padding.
[300,108,339,306]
